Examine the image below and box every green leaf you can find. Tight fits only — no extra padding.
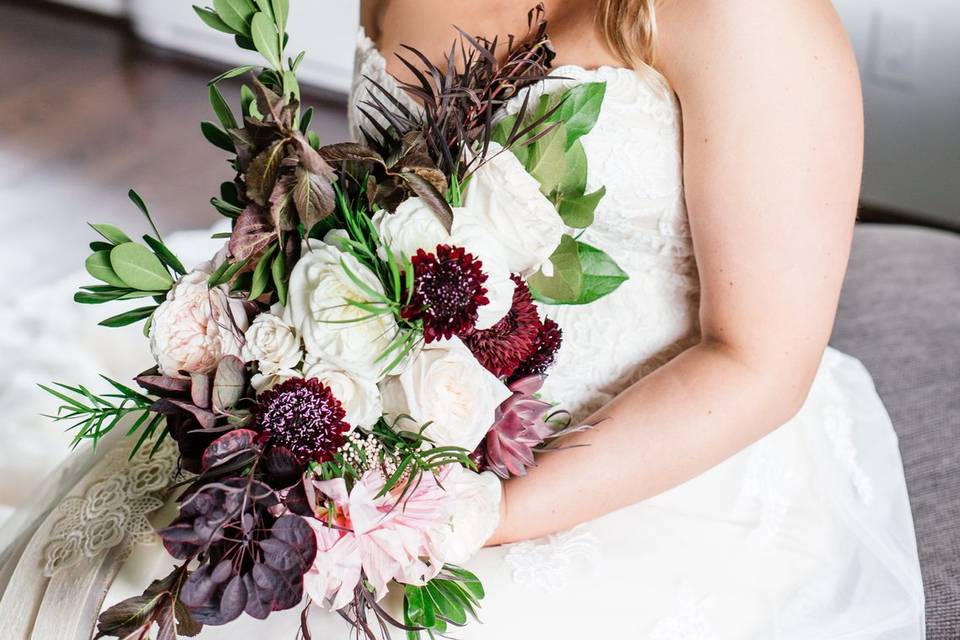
[85,251,127,287]
[252,0,273,20]
[212,0,256,37]
[550,82,606,149]
[208,83,238,130]
[208,64,257,85]
[109,243,174,291]
[89,241,113,252]
[89,223,132,246]
[98,305,157,328]
[142,235,187,276]
[240,84,262,119]
[201,121,235,153]
[526,122,567,196]
[271,0,288,32]
[557,186,605,229]
[299,106,314,134]
[530,239,627,305]
[127,189,164,241]
[527,234,582,304]
[574,240,629,304]
[444,565,484,600]
[248,243,277,299]
[211,197,243,217]
[192,5,234,34]
[271,249,287,305]
[250,12,281,70]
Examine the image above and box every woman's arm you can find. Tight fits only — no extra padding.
[488,0,863,545]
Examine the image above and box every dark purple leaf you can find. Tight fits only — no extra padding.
[264,446,302,488]
[200,428,258,471]
[227,204,276,263]
[259,514,317,574]
[245,139,288,206]
[135,372,191,396]
[151,398,217,430]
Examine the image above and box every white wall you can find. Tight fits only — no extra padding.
[834,0,960,226]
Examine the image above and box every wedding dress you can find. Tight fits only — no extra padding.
[0,29,925,639]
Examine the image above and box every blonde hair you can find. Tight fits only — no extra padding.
[595,0,659,67]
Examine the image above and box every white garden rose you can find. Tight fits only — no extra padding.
[250,368,300,393]
[450,210,515,330]
[243,306,302,376]
[436,466,503,564]
[303,359,382,429]
[149,266,248,379]
[462,141,565,276]
[379,337,512,451]
[372,197,450,261]
[284,238,398,382]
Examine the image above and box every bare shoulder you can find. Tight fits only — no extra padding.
[655,0,860,99]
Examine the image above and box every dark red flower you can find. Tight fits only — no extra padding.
[509,317,562,382]
[252,378,348,463]
[463,276,541,378]
[403,244,488,343]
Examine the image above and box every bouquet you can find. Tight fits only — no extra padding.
[41,3,626,638]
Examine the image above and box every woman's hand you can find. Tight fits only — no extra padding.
[487,0,863,546]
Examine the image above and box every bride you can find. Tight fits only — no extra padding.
[0,0,925,638]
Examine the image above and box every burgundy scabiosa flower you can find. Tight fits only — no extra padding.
[509,317,562,382]
[403,244,488,343]
[252,377,348,463]
[464,275,541,378]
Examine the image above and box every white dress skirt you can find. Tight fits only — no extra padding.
[0,30,924,639]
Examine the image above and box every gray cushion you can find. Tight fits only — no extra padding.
[830,223,960,638]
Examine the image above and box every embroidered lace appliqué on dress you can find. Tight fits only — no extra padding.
[42,440,179,576]
[505,526,601,592]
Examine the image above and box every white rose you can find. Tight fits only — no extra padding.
[285,239,399,382]
[243,306,302,376]
[450,210,516,330]
[379,337,512,451]
[250,368,300,394]
[436,466,502,564]
[303,359,382,429]
[462,141,565,276]
[372,197,450,262]
[149,266,248,379]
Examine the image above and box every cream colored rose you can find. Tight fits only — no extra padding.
[303,358,382,429]
[149,267,248,379]
[243,307,302,376]
[462,141,565,276]
[435,466,502,564]
[284,239,398,382]
[379,337,512,451]
[372,197,450,262]
[450,210,515,330]
[250,369,300,394]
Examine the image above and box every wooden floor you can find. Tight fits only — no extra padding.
[0,2,349,288]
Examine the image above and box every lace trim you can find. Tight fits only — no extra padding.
[733,440,802,548]
[42,440,179,576]
[504,526,600,592]
[818,357,875,505]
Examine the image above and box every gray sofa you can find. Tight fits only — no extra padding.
[831,223,960,638]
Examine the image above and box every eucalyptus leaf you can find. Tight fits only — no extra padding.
[85,251,127,287]
[526,234,582,303]
[109,243,174,292]
[212,0,255,36]
[250,12,281,70]
[208,83,238,130]
[89,223,132,246]
[192,6,234,34]
[213,356,245,412]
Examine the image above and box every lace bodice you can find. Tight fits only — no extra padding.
[352,31,700,419]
